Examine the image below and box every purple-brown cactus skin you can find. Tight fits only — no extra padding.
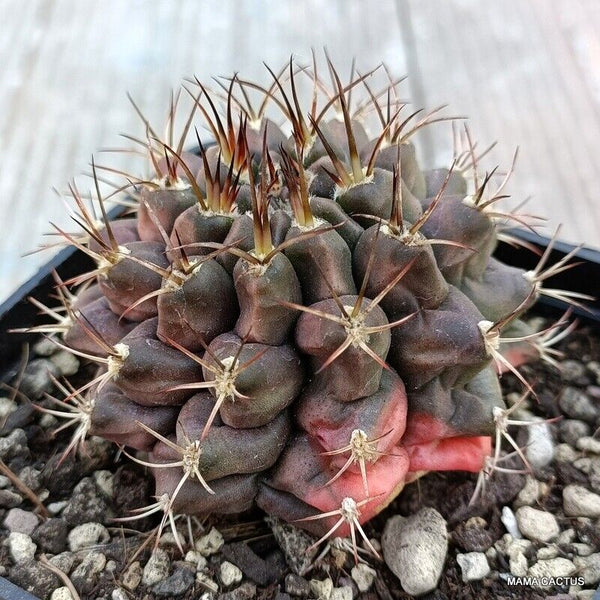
[21,56,582,557]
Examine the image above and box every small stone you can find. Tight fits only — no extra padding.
[577,437,600,454]
[559,388,598,423]
[351,563,376,592]
[537,546,559,560]
[555,443,580,463]
[571,543,595,557]
[219,582,256,600]
[559,528,577,544]
[516,506,560,542]
[50,587,73,600]
[509,551,528,577]
[382,508,448,596]
[573,552,600,585]
[560,360,587,384]
[3,508,39,534]
[20,358,59,399]
[560,420,591,447]
[0,489,22,508]
[0,428,28,460]
[310,578,333,599]
[220,560,243,587]
[50,350,80,376]
[563,485,600,517]
[7,531,36,563]
[526,420,554,468]
[195,571,219,593]
[0,474,9,488]
[47,500,68,515]
[112,589,128,600]
[62,477,109,525]
[0,398,17,420]
[49,552,76,574]
[514,476,547,508]
[93,470,114,498]
[121,561,142,591]
[34,336,59,356]
[32,518,68,554]
[9,559,60,597]
[18,466,41,491]
[575,591,595,600]
[184,550,207,570]
[142,548,170,586]
[195,527,224,556]
[528,558,576,587]
[152,565,195,597]
[456,552,490,582]
[285,573,310,597]
[71,552,106,594]
[330,587,353,600]
[67,522,110,551]
[588,361,600,383]
[267,516,318,576]
[501,506,522,538]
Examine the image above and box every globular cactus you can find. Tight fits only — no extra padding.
[19,56,582,557]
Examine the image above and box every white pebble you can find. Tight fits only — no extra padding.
[142,548,170,586]
[525,420,554,468]
[8,531,36,563]
[501,506,522,538]
[220,561,242,587]
[195,527,224,556]
[457,552,490,582]
[67,522,109,551]
[577,437,600,454]
[50,587,73,600]
[563,485,600,517]
[351,563,377,592]
[515,506,559,542]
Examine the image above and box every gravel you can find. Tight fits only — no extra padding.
[67,521,110,551]
[382,507,448,596]
[515,506,560,542]
[559,387,599,423]
[563,485,600,517]
[3,508,39,535]
[142,548,171,586]
[351,563,376,592]
[221,560,244,587]
[7,531,36,563]
[456,552,490,582]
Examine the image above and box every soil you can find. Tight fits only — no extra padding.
[0,317,598,600]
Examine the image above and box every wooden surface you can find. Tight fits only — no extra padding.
[1,0,599,303]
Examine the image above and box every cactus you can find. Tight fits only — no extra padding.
[18,55,582,557]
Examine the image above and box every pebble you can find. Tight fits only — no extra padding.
[515,506,560,542]
[267,516,318,576]
[501,506,522,538]
[559,388,598,423]
[3,508,39,535]
[560,419,591,447]
[93,470,114,498]
[572,543,595,557]
[573,553,600,585]
[0,489,22,508]
[152,564,195,597]
[9,559,60,597]
[588,361,600,383]
[121,561,142,591]
[195,527,224,556]
[220,561,243,587]
[32,518,68,554]
[0,398,17,420]
[456,552,490,582]
[112,589,128,600]
[510,551,528,577]
[50,350,80,376]
[351,563,376,592]
[195,571,219,593]
[310,578,333,599]
[528,558,576,587]
[285,573,311,597]
[71,551,106,593]
[67,522,110,551]
[525,420,554,468]
[62,477,109,525]
[7,531,36,563]
[554,443,580,463]
[330,587,353,600]
[537,546,559,560]
[219,582,256,600]
[184,550,207,571]
[47,500,68,515]
[0,429,28,460]
[0,474,9,488]
[49,552,76,574]
[20,358,59,398]
[563,485,600,517]
[560,360,587,384]
[382,508,448,596]
[558,528,577,544]
[33,336,59,356]
[142,549,171,586]
[514,476,548,508]
[577,437,600,454]
[50,587,73,600]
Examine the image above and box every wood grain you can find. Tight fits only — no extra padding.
[0,0,598,302]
